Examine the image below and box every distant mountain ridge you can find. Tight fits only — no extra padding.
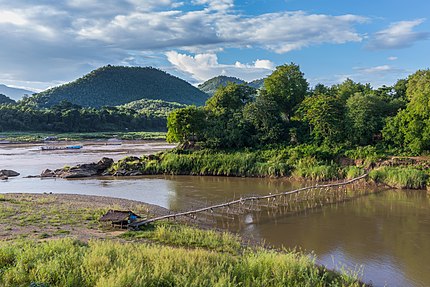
[26,66,209,108]
[198,76,265,96]
[0,94,16,105]
[0,84,34,101]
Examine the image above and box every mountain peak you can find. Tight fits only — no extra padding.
[26,66,208,108]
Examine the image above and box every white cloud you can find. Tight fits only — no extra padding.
[388,56,398,61]
[192,0,234,11]
[0,0,368,89]
[166,51,274,82]
[74,9,365,53]
[0,11,28,25]
[367,19,429,50]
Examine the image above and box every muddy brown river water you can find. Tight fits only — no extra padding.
[1,141,429,287]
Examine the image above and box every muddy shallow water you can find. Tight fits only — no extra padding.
[1,141,429,287]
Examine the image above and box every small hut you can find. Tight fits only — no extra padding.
[100,210,141,228]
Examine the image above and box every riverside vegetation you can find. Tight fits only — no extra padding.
[139,64,430,189]
[0,194,364,287]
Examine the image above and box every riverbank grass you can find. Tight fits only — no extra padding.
[0,238,365,287]
[121,223,242,253]
[369,166,429,189]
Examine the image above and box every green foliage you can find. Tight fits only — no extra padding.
[332,78,372,102]
[205,83,255,115]
[243,92,286,145]
[0,239,363,287]
[0,131,165,142]
[264,63,309,119]
[0,94,15,105]
[121,224,241,253]
[344,146,384,163]
[383,69,430,153]
[0,103,167,132]
[292,157,341,181]
[119,99,187,117]
[25,65,208,108]
[299,94,345,144]
[166,106,205,143]
[369,167,429,189]
[343,166,365,179]
[345,93,387,145]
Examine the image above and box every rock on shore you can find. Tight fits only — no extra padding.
[41,157,114,179]
[0,169,20,180]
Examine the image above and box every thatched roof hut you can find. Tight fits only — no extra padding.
[100,210,141,228]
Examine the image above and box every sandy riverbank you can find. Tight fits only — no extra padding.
[0,193,171,241]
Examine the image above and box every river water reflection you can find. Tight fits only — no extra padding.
[1,142,429,287]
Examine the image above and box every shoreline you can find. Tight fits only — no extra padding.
[0,193,170,241]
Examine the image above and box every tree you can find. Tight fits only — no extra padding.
[264,63,308,120]
[346,93,387,145]
[205,83,255,115]
[298,94,345,144]
[166,106,205,143]
[333,78,372,102]
[202,83,256,148]
[383,70,430,153]
[243,91,286,145]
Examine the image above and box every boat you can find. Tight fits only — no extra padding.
[40,145,83,151]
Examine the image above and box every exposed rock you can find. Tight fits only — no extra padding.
[41,169,56,178]
[97,157,114,171]
[0,170,20,177]
[40,157,114,179]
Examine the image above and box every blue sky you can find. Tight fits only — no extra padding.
[0,0,429,91]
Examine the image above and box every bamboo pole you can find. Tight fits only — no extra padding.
[129,173,368,229]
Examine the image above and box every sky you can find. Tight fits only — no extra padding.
[0,0,429,92]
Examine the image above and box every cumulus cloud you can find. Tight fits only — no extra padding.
[75,10,365,53]
[0,0,365,89]
[367,19,429,50]
[166,51,274,82]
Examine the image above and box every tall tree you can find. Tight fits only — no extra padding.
[346,93,386,145]
[264,63,308,120]
[384,70,430,153]
[298,94,345,144]
[166,106,205,143]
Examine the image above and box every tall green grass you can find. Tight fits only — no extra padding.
[121,224,241,253]
[369,167,429,189]
[292,157,342,181]
[111,149,292,177]
[0,239,364,287]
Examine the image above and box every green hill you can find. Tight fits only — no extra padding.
[248,79,265,90]
[0,94,16,105]
[198,76,265,96]
[119,99,187,117]
[27,66,208,108]
[198,76,246,96]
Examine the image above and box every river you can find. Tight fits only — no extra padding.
[1,141,429,287]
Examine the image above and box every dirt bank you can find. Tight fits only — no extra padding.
[0,193,171,241]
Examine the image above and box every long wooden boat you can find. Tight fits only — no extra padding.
[40,145,83,151]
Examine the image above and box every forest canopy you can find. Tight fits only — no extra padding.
[167,63,429,154]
